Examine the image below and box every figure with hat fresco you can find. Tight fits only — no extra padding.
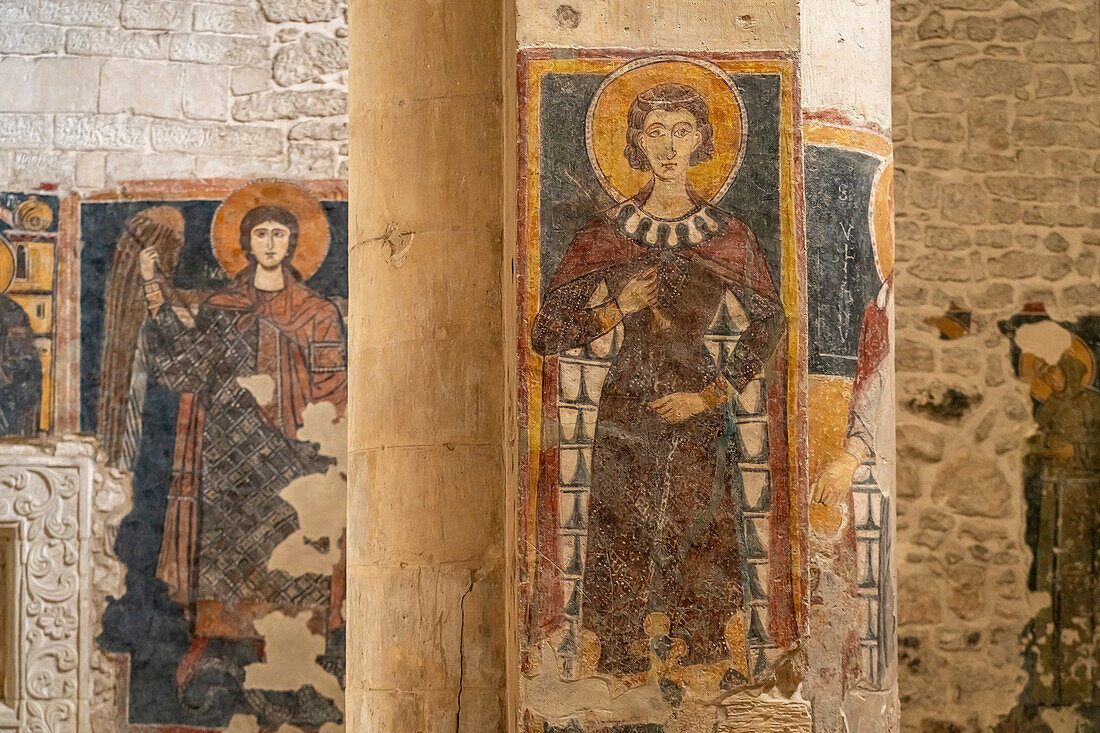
[135,182,346,713]
[531,69,786,676]
[0,236,39,436]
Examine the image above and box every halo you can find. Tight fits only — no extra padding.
[1019,336,1096,402]
[211,180,330,279]
[585,56,746,204]
[869,160,895,281]
[0,235,13,293]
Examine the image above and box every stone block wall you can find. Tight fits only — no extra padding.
[892,0,1099,729]
[0,0,347,191]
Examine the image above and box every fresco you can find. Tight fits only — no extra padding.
[802,122,896,722]
[78,180,348,730]
[0,192,59,435]
[999,308,1100,727]
[516,51,805,730]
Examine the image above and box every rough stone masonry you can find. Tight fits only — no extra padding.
[892,0,1100,729]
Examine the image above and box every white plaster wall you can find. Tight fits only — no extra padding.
[516,0,798,51]
[800,0,892,127]
[0,0,348,193]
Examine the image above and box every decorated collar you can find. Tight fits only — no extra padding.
[610,197,731,249]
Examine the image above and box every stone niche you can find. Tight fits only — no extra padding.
[0,442,127,733]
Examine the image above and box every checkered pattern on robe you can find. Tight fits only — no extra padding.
[144,305,332,607]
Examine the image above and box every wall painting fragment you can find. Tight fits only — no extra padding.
[76,179,348,730]
[999,308,1100,729]
[516,50,806,731]
[802,121,897,725]
[0,192,59,435]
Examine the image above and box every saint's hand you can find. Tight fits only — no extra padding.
[812,451,860,507]
[139,246,160,282]
[615,266,659,315]
[649,392,708,423]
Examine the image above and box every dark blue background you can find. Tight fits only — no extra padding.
[804,146,883,377]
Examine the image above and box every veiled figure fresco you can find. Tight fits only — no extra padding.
[518,54,802,730]
[84,181,348,730]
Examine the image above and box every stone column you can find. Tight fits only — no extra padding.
[346,0,507,729]
[348,0,895,731]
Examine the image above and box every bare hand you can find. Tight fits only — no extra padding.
[139,247,160,282]
[649,392,708,423]
[616,266,659,315]
[812,452,860,507]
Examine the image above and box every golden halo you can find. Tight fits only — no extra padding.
[1019,337,1096,402]
[0,235,13,293]
[869,160,894,281]
[586,56,746,204]
[211,180,330,279]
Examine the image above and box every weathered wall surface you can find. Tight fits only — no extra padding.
[0,0,347,191]
[891,0,1100,730]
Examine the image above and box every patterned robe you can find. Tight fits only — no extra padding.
[145,268,347,639]
[531,191,787,674]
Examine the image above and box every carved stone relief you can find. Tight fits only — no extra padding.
[0,441,128,733]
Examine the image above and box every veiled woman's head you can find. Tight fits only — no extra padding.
[240,205,299,273]
[624,84,715,183]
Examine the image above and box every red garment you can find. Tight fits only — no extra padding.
[851,276,892,406]
[205,274,348,438]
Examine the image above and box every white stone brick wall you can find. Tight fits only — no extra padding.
[0,0,348,192]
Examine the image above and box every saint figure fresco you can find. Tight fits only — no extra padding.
[519,56,800,716]
[1001,316,1100,710]
[532,81,785,674]
[0,193,57,436]
[139,185,346,681]
[0,287,40,436]
[86,181,348,729]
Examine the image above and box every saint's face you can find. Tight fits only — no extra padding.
[250,220,292,270]
[639,108,701,183]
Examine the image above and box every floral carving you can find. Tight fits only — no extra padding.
[0,442,129,732]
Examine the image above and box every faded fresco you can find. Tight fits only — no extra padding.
[0,192,58,435]
[802,122,896,727]
[79,180,348,730]
[517,51,804,731]
[998,309,1100,729]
